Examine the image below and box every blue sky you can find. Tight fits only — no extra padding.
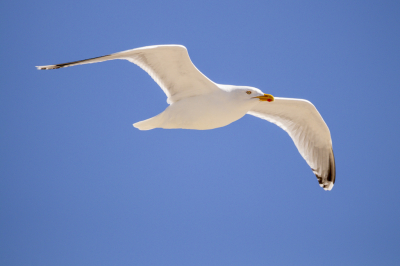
[1,0,399,265]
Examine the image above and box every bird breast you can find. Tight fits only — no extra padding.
[158,93,252,130]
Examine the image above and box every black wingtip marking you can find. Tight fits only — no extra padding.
[315,148,336,190]
[329,148,336,184]
[38,53,113,70]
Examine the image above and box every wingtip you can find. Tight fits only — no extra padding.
[320,182,334,191]
[315,148,336,191]
[35,65,60,70]
[316,173,335,191]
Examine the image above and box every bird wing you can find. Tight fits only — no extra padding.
[247,97,335,190]
[36,45,219,103]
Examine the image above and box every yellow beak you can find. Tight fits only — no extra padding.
[252,94,274,102]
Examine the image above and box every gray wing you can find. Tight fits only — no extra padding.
[36,45,219,104]
[248,97,335,190]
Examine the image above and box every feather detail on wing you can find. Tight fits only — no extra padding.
[36,45,219,103]
[248,97,336,190]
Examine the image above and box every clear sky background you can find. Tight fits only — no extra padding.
[1,1,399,265]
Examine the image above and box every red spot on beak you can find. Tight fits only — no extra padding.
[267,99,272,102]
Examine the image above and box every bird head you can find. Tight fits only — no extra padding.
[232,86,274,102]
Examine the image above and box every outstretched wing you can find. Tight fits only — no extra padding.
[36,45,219,103]
[248,97,335,190]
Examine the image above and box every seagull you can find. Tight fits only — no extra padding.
[36,45,335,190]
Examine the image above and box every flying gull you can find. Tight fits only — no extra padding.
[36,45,335,190]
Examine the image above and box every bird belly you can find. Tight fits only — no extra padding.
[157,96,248,130]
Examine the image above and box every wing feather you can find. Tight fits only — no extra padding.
[36,45,219,103]
[248,97,335,190]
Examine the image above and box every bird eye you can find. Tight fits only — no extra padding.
[246,91,252,94]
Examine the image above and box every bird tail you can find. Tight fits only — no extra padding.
[133,112,164,131]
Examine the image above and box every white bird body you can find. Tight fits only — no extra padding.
[36,45,336,190]
[135,85,261,130]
